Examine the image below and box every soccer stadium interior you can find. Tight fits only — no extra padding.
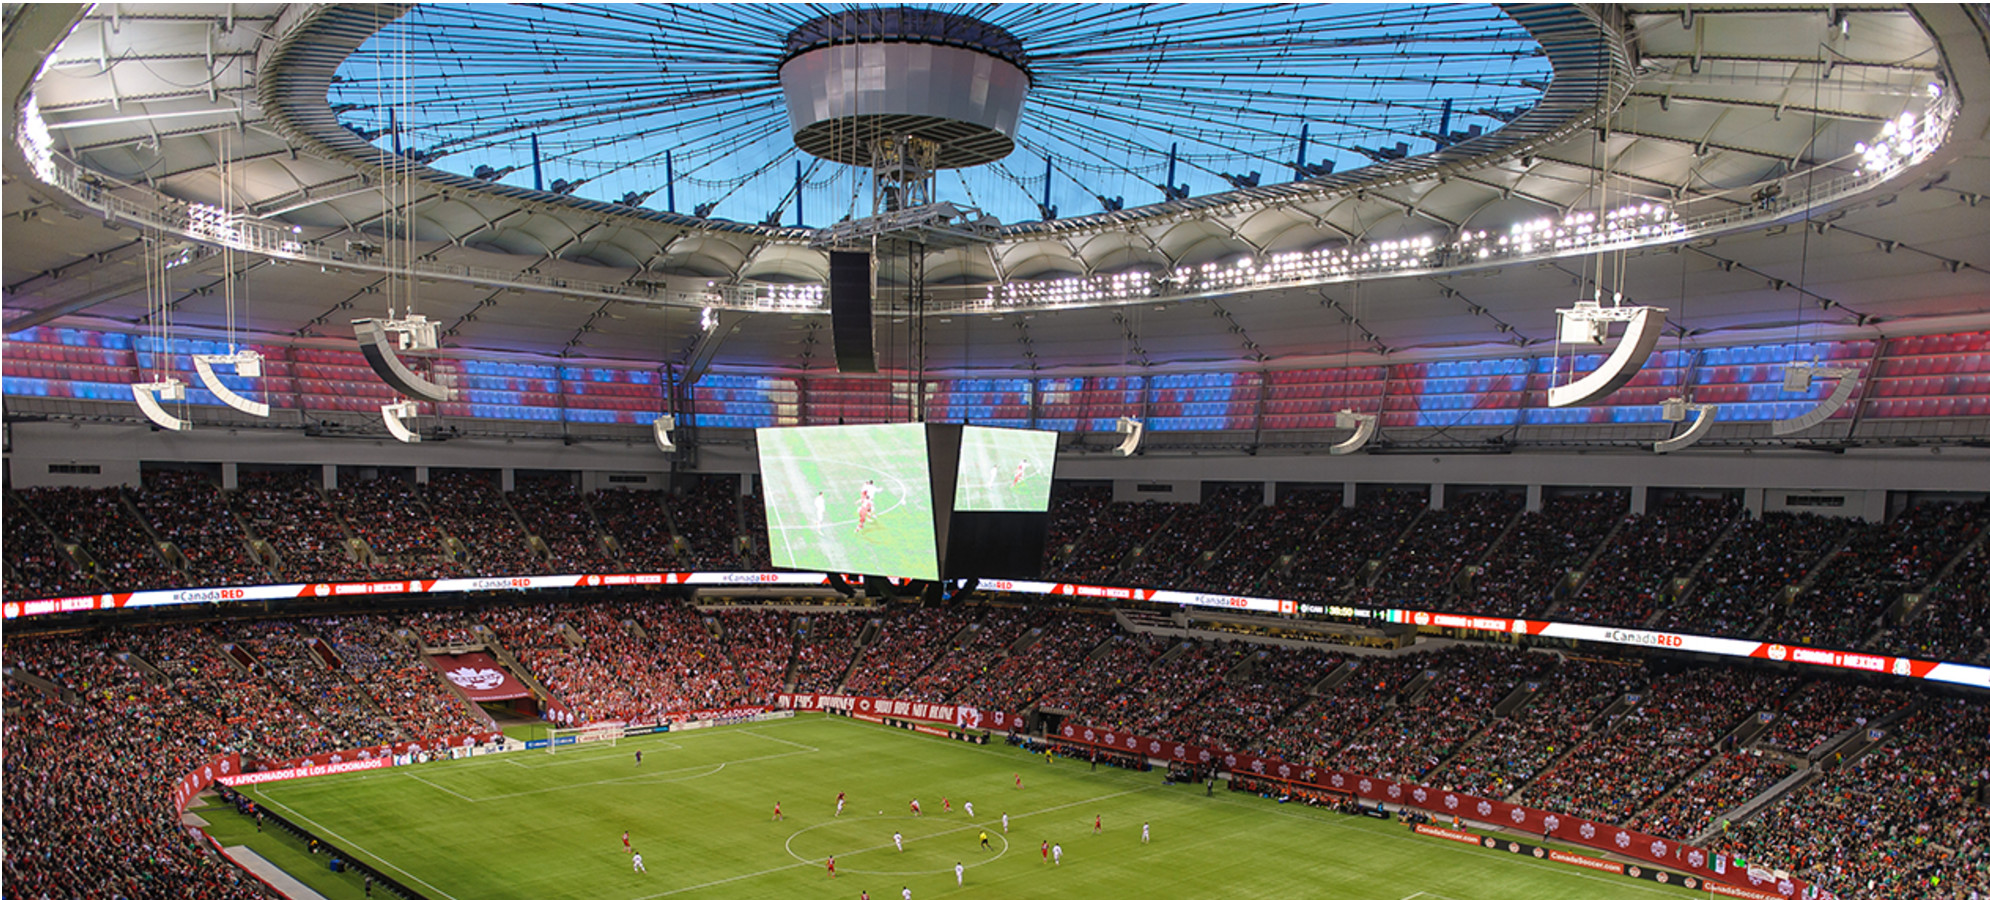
[4,3,1990,899]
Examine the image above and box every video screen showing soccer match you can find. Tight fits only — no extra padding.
[756,423,940,581]
[951,425,1057,512]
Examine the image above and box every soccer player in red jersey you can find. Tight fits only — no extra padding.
[1040,840,1049,863]
[909,798,922,816]
[773,800,784,821]
[622,830,631,853]
[1093,814,1102,835]
[826,855,836,878]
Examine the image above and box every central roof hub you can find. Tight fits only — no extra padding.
[779,8,1030,169]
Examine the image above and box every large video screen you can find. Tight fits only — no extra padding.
[756,423,940,581]
[952,425,1057,512]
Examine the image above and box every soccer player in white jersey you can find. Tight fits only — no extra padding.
[1142,821,1150,844]
[632,852,646,873]
[814,491,827,525]
[964,800,975,818]
[893,830,904,852]
[955,861,965,886]
[1001,812,1009,833]
[1052,842,1063,865]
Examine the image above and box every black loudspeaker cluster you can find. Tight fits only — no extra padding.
[828,251,876,373]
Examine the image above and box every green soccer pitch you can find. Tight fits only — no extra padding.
[231,716,1700,900]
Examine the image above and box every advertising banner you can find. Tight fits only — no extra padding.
[776,692,1013,732]
[173,754,242,812]
[428,652,533,701]
[12,569,1984,688]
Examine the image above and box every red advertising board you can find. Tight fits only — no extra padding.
[429,652,533,701]
[776,692,1015,732]
[173,754,242,812]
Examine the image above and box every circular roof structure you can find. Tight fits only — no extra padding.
[324,3,1552,228]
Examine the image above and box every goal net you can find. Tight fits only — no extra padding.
[547,723,621,753]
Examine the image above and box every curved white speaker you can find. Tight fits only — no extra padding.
[132,379,191,431]
[354,317,455,403]
[1654,398,1718,453]
[1548,305,1667,408]
[1771,364,1859,436]
[381,400,422,444]
[653,415,677,453]
[1112,417,1144,457]
[192,351,271,417]
[1328,409,1378,455]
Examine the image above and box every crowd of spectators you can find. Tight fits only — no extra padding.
[627,601,768,712]
[1630,751,1789,841]
[1521,666,1788,824]
[1374,491,1524,605]
[1116,485,1263,589]
[791,610,870,693]
[1040,484,1112,572]
[230,470,369,582]
[423,470,543,574]
[906,607,1045,702]
[509,473,610,573]
[1331,648,1554,783]
[3,641,275,900]
[840,605,977,697]
[225,619,397,748]
[949,612,1118,712]
[13,478,1990,675]
[129,470,268,585]
[1091,638,1242,734]
[1186,490,1342,594]
[1257,651,1433,767]
[1266,490,1428,601]
[1773,501,1988,650]
[1873,544,1989,662]
[123,626,337,764]
[1431,657,1644,799]
[1654,512,1846,636]
[305,614,488,741]
[3,489,97,600]
[587,488,683,571]
[1556,495,1740,626]
[715,607,795,701]
[16,486,181,589]
[671,478,745,569]
[1033,629,1171,713]
[407,608,483,647]
[1459,491,1627,617]
[1758,680,1912,758]
[1164,643,1343,753]
[327,475,453,576]
[1048,498,1182,583]
[1711,699,1990,899]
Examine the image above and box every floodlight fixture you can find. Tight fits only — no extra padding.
[653,414,677,453]
[354,316,455,403]
[1328,409,1378,455]
[1653,397,1718,453]
[381,400,422,444]
[1547,302,1668,408]
[1112,417,1144,456]
[132,378,192,431]
[1771,363,1859,436]
[191,350,270,417]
